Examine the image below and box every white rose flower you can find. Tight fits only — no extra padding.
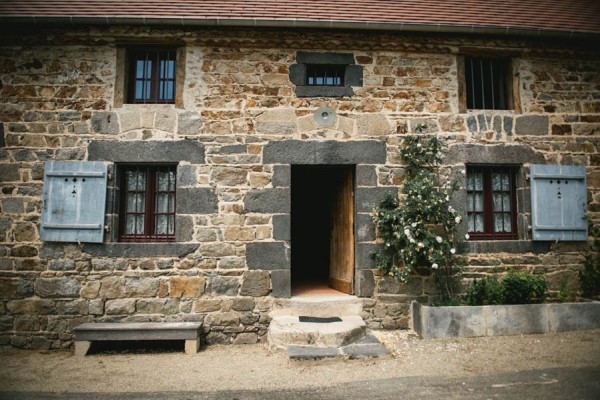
[435,236,443,243]
[417,143,422,147]
[404,229,410,236]
[410,238,416,244]
[450,248,456,254]
[465,233,470,240]
[418,242,424,248]
[431,263,439,269]
[411,222,417,227]
[455,216,462,223]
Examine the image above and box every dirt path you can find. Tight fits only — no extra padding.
[0,329,599,393]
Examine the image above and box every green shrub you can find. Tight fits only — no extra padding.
[465,276,505,306]
[580,224,600,298]
[502,271,547,304]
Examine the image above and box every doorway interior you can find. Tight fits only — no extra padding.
[291,165,355,295]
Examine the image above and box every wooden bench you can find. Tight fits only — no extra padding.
[73,322,202,356]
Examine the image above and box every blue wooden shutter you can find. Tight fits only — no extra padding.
[40,161,107,243]
[530,164,587,241]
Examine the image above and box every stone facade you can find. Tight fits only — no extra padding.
[0,25,599,349]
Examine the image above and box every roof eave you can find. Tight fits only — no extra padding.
[0,16,597,39]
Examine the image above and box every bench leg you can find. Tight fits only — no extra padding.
[75,341,91,357]
[185,339,199,355]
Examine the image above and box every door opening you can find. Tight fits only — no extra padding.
[291,165,355,295]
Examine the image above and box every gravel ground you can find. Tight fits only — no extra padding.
[0,329,599,393]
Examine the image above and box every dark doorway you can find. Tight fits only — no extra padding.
[291,165,355,294]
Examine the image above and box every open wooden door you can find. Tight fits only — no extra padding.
[329,168,354,294]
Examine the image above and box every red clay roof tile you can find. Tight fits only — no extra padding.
[0,0,599,35]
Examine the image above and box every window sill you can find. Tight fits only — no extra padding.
[295,86,354,98]
[83,243,197,258]
[458,240,551,254]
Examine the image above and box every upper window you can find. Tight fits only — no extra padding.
[464,56,510,110]
[306,64,345,86]
[466,166,518,240]
[119,165,176,242]
[289,52,363,97]
[127,49,176,104]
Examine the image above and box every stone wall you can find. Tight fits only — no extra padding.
[0,25,599,348]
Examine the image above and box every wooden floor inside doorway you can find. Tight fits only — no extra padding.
[292,280,346,295]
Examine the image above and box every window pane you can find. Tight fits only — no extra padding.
[467,193,484,212]
[155,193,175,213]
[126,215,144,235]
[494,214,512,233]
[157,170,176,191]
[127,170,145,190]
[155,215,174,235]
[127,193,145,212]
[493,193,511,212]
[468,214,484,232]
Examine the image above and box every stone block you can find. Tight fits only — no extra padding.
[177,165,197,186]
[177,111,203,135]
[7,299,56,315]
[272,165,291,187]
[220,144,246,154]
[356,213,375,242]
[356,187,393,212]
[246,242,290,270]
[271,269,291,298]
[10,245,38,257]
[177,187,219,214]
[89,299,104,315]
[263,140,386,165]
[356,269,375,297]
[2,198,24,213]
[232,297,256,311]
[88,140,205,163]
[169,276,206,298]
[209,276,240,296]
[255,109,297,135]
[444,143,545,165]
[35,277,81,298]
[91,112,119,134]
[175,215,194,242]
[192,299,222,313]
[288,345,341,360]
[240,270,271,297]
[0,278,34,299]
[0,164,20,182]
[206,312,240,327]
[59,299,88,315]
[514,115,549,135]
[244,188,290,213]
[356,114,393,136]
[273,214,291,241]
[105,299,136,315]
[233,332,258,344]
[49,259,75,271]
[134,299,180,316]
[212,167,248,186]
[356,165,378,187]
[356,243,380,270]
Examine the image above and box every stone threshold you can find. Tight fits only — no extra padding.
[287,333,391,361]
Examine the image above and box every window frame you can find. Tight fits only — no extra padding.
[118,164,177,243]
[457,53,520,113]
[126,48,177,104]
[466,165,519,241]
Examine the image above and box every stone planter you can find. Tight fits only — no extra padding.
[411,300,600,339]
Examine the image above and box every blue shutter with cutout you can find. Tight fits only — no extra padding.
[530,164,587,241]
[40,161,107,243]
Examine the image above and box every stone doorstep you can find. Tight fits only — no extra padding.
[73,322,202,356]
[270,294,364,318]
[268,315,366,350]
[287,334,392,361]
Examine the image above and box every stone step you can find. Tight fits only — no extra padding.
[288,334,392,361]
[270,294,364,318]
[268,315,366,350]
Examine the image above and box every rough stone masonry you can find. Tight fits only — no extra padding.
[0,25,599,349]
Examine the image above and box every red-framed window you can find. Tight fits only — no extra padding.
[119,165,176,242]
[466,166,518,240]
[127,48,176,104]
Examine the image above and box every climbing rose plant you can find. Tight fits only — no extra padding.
[371,125,463,302]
